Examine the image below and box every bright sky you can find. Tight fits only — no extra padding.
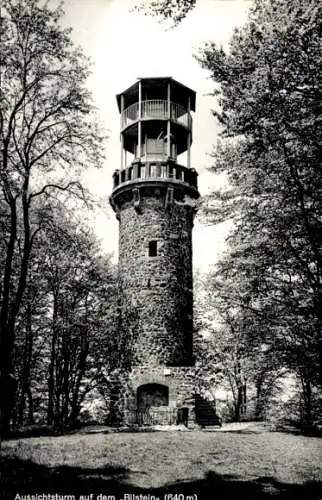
[61,0,251,272]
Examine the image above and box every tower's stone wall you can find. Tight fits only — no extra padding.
[118,187,195,366]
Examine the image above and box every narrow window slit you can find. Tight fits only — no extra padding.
[149,240,157,257]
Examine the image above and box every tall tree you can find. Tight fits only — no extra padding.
[196,0,322,426]
[11,209,117,429]
[43,223,116,427]
[196,270,285,422]
[0,0,105,435]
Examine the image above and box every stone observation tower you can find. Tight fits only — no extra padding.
[110,77,200,425]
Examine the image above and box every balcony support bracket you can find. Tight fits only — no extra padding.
[165,187,174,210]
[132,187,141,212]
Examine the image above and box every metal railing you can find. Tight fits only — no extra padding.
[124,407,178,426]
[112,162,198,190]
[121,100,192,130]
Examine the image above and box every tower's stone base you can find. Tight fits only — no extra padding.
[115,365,197,427]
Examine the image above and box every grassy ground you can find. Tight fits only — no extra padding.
[1,425,322,499]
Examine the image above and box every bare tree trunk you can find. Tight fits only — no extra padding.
[26,388,34,425]
[300,373,313,428]
[17,303,33,427]
[232,360,246,422]
[70,326,89,424]
[254,377,264,421]
[54,346,64,427]
[1,178,33,435]
[47,290,58,425]
[235,386,243,422]
[62,327,70,425]
[0,199,18,436]
[242,382,247,416]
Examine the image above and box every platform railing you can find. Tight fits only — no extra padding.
[121,100,192,130]
[124,407,178,426]
[112,161,198,190]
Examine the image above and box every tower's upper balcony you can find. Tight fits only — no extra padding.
[111,77,199,211]
[121,100,192,132]
[116,77,196,117]
[117,77,196,161]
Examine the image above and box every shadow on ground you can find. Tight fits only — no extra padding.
[1,456,322,500]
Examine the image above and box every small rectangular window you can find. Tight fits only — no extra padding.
[149,240,157,257]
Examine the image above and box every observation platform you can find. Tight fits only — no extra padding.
[110,160,199,210]
[121,100,192,131]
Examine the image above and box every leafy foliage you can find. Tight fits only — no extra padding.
[0,0,106,434]
[134,0,196,26]
[197,0,322,427]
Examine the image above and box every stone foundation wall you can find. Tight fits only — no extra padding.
[109,365,197,426]
[128,365,196,407]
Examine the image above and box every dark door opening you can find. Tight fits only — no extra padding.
[137,383,169,409]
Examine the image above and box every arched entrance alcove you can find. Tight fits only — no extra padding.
[137,383,169,409]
